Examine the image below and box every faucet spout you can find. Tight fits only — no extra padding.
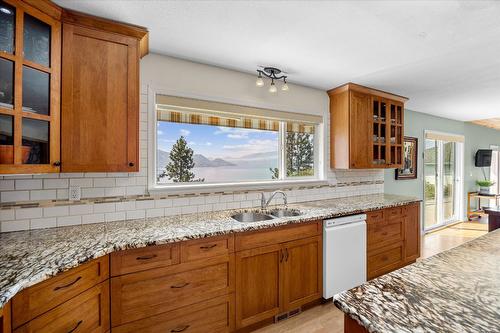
[261,191,287,209]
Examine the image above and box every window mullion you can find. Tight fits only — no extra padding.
[278,122,286,180]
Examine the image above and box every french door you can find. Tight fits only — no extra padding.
[423,132,464,231]
[490,145,499,202]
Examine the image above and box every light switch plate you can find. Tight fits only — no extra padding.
[69,185,81,201]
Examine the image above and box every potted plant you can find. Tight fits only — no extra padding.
[476,179,496,195]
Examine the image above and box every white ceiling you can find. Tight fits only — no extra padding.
[54,0,500,122]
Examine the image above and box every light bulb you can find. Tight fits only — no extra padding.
[281,82,289,91]
[269,82,277,93]
[256,77,264,87]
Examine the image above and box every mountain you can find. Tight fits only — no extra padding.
[237,151,277,160]
[193,154,235,167]
[156,150,235,169]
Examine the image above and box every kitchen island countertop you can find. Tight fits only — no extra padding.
[335,229,500,333]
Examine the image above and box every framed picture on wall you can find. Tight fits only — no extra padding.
[396,136,418,180]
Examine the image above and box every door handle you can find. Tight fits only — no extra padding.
[67,320,83,333]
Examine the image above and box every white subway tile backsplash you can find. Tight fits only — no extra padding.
[69,204,93,216]
[1,220,29,232]
[154,199,172,208]
[30,190,58,201]
[93,178,116,188]
[0,180,15,191]
[105,211,125,222]
[15,207,43,220]
[116,201,136,211]
[57,215,81,227]
[82,188,105,198]
[82,214,105,224]
[0,210,15,222]
[1,191,30,202]
[69,178,93,187]
[43,179,69,189]
[136,200,154,209]
[146,208,164,218]
[15,179,42,190]
[31,217,57,229]
[126,210,145,220]
[93,203,116,213]
[44,206,69,217]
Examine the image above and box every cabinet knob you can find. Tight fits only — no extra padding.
[129,162,135,167]
[53,161,61,167]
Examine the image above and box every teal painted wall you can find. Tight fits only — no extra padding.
[384,109,500,221]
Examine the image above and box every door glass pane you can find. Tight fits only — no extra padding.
[424,139,438,229]
[443,142,456,221]
[22,66,49,115]
[22,118,49,164]
[23,13,51,67]
[0,57,14,108]
[0,1,15,54]
[0,114,13,164]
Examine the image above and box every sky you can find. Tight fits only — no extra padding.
[157,121,278,159]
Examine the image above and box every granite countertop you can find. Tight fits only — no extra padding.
[0,193,419,308]
[335,230,500,333]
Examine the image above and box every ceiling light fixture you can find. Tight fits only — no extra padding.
[256,67,289,93]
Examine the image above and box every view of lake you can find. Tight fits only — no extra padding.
[157,166,277,183]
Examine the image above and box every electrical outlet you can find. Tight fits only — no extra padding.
[69,185,81,201]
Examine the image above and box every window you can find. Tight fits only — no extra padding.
[153,95,322,187]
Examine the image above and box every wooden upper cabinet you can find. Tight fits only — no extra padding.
[328,83,408,169]
[61,24,139,172]
[0,0,61,174]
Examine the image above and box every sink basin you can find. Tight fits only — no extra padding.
[269,209,302,218]
[231,212,274,223]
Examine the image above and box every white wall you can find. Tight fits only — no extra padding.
[0,54,384,232]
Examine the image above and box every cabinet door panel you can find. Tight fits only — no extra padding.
[61,23,138,172]
[235,244,282,329]
[404,203,420,262]
[282,236,322,310]
[349,91,372,168]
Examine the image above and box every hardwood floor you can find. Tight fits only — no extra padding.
[253,221,488,333]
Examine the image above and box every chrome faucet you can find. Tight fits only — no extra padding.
[260,191,287,209]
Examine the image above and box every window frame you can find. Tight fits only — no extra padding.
[147,88,326,194]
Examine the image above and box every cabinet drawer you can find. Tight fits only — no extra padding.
[366,210,384,224]
[367,218,404,250]
[14,281,109,333]
[113,294,234,333]
[367,242,404,279]
[111,255,234,326]
[181,235,234,262]
[111,243,180,276]
[386,206,404,220]
[12,256,109,328]
[235,221,321,251]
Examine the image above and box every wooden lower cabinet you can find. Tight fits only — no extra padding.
[14,281,109,333]
[367,202,421,279]
[113,294,234,333]
[234,225,322,330]
[111,255,234,327]
[282,236,322,310]
[235,244,282,328]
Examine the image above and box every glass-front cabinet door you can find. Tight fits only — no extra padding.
[0,0,60,173]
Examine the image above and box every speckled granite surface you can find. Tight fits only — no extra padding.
[335,229,500,333]
[0,193,419,308]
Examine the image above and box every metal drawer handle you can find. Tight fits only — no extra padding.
[67,320,83,333]
[136,254,157,260]
[54,276,82,291]
[171,282,189,289]
[171,325,190,332]
[284,248,289,262]
[199,244,217,250]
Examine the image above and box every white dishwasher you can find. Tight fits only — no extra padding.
[323,214,367,299]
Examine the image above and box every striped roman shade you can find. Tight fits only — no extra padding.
[156,95,321,134]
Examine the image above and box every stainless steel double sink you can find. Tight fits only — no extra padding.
[231,209,302,222]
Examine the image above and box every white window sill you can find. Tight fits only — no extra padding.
[148,179,330,195]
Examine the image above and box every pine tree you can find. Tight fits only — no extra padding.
[160,136,196,182]
[286,132,314,176]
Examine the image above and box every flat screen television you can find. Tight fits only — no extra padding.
[475,149,492,167]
